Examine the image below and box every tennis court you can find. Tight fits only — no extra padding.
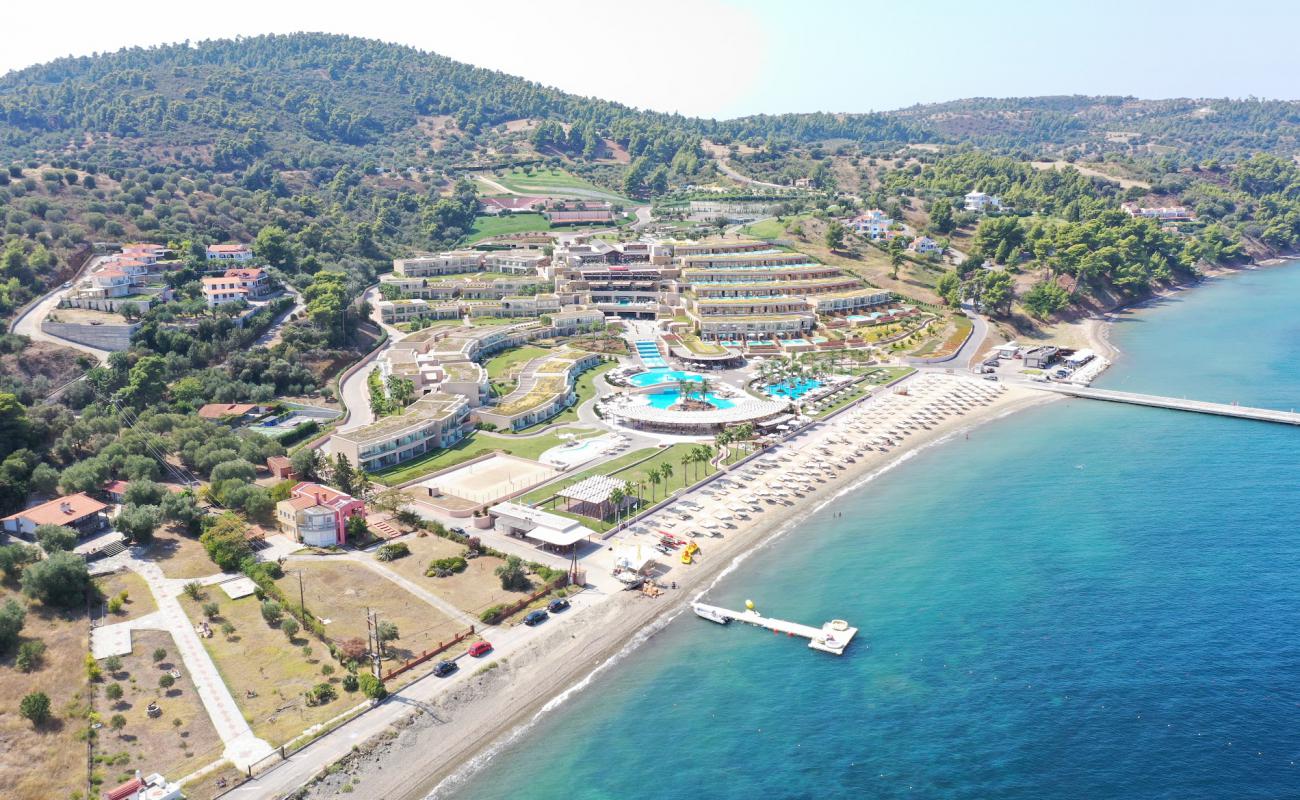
[419,453,561,504]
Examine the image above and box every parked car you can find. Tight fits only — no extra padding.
[548,598,571,613]
[468,641,493,657]
[433,660,458,677]
[448,526,467,538]
[61,281,72,289]
[983,374,999,382]
[523,610,549,626]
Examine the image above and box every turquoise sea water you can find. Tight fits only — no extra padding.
[446,265,1300,800]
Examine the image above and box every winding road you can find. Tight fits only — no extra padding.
[9,254,113,362]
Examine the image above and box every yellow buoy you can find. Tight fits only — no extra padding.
[745,599,755,611]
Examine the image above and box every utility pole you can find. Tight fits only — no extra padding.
[296,570,306,618]
[366,608,383,680]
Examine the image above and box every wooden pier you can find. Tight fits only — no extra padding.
[692,602,859,655]
[1028,383,1300,426]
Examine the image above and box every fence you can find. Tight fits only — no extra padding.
[479,577,568,626]
[382,626,476,682]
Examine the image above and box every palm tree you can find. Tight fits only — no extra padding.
[649,469,661,502]
[676,377,692,406]
[608,487,625,524]
[660,462,674,494]
[681,450,692,485]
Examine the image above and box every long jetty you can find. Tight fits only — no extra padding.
[1029,383,1300,426]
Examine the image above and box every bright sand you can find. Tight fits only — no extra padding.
[285,375,1054,800]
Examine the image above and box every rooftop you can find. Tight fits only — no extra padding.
[2,492,108,527]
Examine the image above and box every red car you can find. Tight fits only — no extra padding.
[468,641,493,657]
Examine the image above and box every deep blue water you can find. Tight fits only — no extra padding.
[446,265,1300,800]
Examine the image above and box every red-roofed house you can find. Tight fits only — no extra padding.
[205,243,253,262]
[104,771,182,800]
[275,482,365,547]
[202,267,270,307]
[196,403,270,424]
[266,455,296,481]
[2,493,109,538]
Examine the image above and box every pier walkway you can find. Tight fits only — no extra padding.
[1028,383,1300,426]
[692,602,859,655]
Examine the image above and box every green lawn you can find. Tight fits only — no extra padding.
[370,427,596,486]
[484,344,550,382]
[466,213,551,243]
[512,360,615,432]
[488,168,636,205]
[518,443,716,532]
[741,214,811,239]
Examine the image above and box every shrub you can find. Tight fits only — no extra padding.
[102,654,122,674]
[495,556,530,592]
[374,542,409,562]
[479,604,506,624]
[0,598,25,653]
[424,556,467,577]
[280,618,300,639]
[306,682,337,706]
[338,637,368,664]
[107,596,124,614]
[85,653,102,681]
[19,692,51,726]
[105,683,123,702]
[16,639,45,672]
[21,551,92,609]
[158,674,175,690]
[183,582,204,601]
[220,622,236,638]
[342,672,359,692]
[357,673,386,700]
[260,600,283,626]
[35,524,78,553]
[152,647,167,663]
[201,602,220,619]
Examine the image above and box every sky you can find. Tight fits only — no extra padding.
[3,0,1296,119]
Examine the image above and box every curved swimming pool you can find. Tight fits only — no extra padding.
[627,369,705,388]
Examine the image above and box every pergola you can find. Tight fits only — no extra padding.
[558,475,633,520]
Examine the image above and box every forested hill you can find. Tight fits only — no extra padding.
[0,33,926,169]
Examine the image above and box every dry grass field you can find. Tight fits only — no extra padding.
[382,535,534,619]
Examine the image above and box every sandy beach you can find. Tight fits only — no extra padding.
[290,374,1056,800]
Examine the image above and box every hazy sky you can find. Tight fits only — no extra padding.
[4,0,1295,118]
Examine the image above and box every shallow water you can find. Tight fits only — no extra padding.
[444,264,1300,800]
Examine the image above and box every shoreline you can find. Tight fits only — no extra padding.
[1065,252,1300,366]
[295,378,1056,800]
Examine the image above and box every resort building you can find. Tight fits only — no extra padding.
[205,243,253,262]
[809,289,894,316]
[476,347,602,431]
[2,493,110,539]
[964,191,1002,212]
[687,199,783,222]
[376,299,461,325]
[489,501,596,547]
[395,251,488,278]
[332,392,472,472]
[275,482,365,547]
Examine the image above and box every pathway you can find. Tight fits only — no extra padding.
[116,556,275,770]
[283,551,480,630]
[9,253,114,361]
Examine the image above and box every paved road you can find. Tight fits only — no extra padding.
[254,287,306,347]
[323,287,400,452]
[10,254,113,362]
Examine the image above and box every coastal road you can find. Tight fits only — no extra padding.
[220,587,610,800]
[9,254,113,362]
[910,313,990,371]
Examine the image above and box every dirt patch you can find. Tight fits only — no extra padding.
[0,341,85,388]
[144,525,222,580]
[276,560,463,662]
[383,536,531,620]
[178,591,349,747]
[0,585,91,800]
[97,629,224,785]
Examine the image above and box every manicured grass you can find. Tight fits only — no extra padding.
[466,213,551,243]
[484,345,549,381]
[741,214,811,239]
[489,168,636,205]
[369,427,596,486]
[520,443,717,532]
[512,361,615,432]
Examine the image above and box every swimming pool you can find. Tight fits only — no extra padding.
[783,339,811,347]
[627,369,704,388]
[645,390,736,410]
[634,339,667,369]
[765,377,822,399]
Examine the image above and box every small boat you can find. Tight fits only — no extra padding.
[680,551,693,564]
[692,603,731,625]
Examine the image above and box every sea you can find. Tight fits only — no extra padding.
[443,263,1300,800]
